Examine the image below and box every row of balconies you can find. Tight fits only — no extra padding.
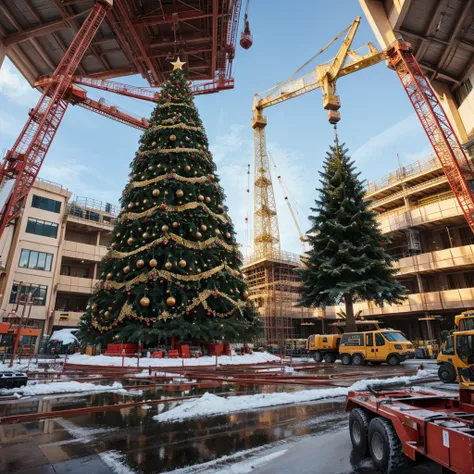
[62,240,108,262]
[325,287,474,318]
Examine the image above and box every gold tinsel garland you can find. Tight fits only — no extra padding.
[149,124,203,132]
[108,232,235,259]
[120,201,228,223]
[129,172,208,189]
[102,262,227,290]
[91,289,248,331]
[158,102,192,108]
[137,148,207,158]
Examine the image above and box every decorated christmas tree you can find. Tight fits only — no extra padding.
[78,59,261,346]
[297,137,406,332]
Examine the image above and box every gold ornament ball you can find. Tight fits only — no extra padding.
[136,259,145,269]
[242,290,249,300]
[140,296,151,307]
[218,204,223,210]
[127,203,133,209]
[123,265,130,274]
[197,195,204,202]
[165,261,173,270]
[143,232,149,239]
[116,232,121,238]
[104,311,110,319]
[149,258,158,268]
[161,225,169,232]
[176,189,184,198]
[205,197,211,204]
[106,273,113,280]
[152,141,157,146]
[143,199,148,204]
[169,134,177,141]
[185,165,191,172]
[178,259,187,268]
[127,237,135,246]
[172,221,179,228]
[225,232,231,239]
[166,296,176,307]
[195,232,202,240]
[148,165,153,171]
[152,189,160,197]
[215,229,221,235]
[200,224,207,232]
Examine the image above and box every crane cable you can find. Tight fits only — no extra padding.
[257,21,353,96]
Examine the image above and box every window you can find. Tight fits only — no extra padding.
[366,333,373,346]
[456,335,473,364]
[375,333,385,346]
[341,333,363,346]
[26,218,58,238]
[18,249,53,271]
[382,332,408,342]
[9,282,48,306]
[31,195,61,213]
[442,335,455,355]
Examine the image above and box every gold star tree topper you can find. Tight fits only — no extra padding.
[171,57,186,71]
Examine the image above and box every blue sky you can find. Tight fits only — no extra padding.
[0,0,432,255]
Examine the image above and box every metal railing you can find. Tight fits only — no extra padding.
[366,154,438,194]
[244,249,301,267]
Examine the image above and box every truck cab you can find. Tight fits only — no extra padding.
[339,330,415,366]
[455,311,474,331]
[438,329,474,383]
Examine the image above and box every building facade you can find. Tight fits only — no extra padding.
[0,179,116,341]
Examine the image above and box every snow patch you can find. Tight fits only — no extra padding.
[99,451,136,474]
[67,352,280,368]
[49,329,78,345]
[155,371,431,423]
[0,381,126,396]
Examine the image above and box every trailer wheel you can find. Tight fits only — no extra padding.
[341,354,352,365]
[349,408,372,456]
[312,351,322,362]
[368,417,406,473]
[438,363,456,384]
[324,352,336,363]
[352,354,365,366]
[387,354,401,366]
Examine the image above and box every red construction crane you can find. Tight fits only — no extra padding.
[0,0,113,237]
[0,0,248,238]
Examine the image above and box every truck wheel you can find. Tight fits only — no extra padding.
[438,363,456,384]
[387,354,400,366]
[341,354,352,365]
[352,354,365,366]
[313,351,322,363]
[349,408,372,456]
[368,417,406,473]
[324,352,336,363]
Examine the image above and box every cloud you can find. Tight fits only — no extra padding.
[352,113,420,163]
[0,61,38,106]
[210,124,311,255]
[0,112,23,139]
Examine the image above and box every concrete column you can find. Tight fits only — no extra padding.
[432,81,468,143]
[96,231,101,246]
[93,263,98,279]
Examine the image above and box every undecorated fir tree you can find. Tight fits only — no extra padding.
[297,138,406,332]
[78,60,261,347]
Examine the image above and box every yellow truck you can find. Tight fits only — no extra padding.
[437,329,474,383]
[339,329,415,366]
[455,311,474,331]
[306,320,382,362]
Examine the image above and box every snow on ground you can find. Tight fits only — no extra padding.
[49,328,78,344]
[0,380,126,396]
[155,370,432,423]
[67,351,281,368]
[99,451,136,474]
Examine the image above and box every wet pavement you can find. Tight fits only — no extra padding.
[0,359,442,474]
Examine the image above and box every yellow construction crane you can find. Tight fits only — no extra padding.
[252,16,385,258]
[252,15,474,258]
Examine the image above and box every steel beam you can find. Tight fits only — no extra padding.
[3,14,85,47]
[211,0,218,75]
[134,10,212,26]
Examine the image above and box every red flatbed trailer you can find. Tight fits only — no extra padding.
[345,375,474,473]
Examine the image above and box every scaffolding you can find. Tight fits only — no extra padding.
[243,250,316,346]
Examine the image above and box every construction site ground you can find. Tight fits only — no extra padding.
[0,358,448,474]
